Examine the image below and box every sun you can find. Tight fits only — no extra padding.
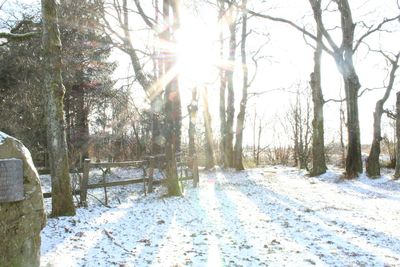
[175,17,219,87]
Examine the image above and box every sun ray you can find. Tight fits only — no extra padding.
[148,63,180,102]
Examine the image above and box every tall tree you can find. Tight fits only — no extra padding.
[225,4,237,168]
[366,51,399,177]
[308,0,362,177]
[0,19,46,158]
[188,88,198,161]
[42,0,75,216]
[98,0,164,156]
[395,91,400,179]
[242,0,399,178]
[308,0,398,177]
[309,0,327,176]
[288,88,312,169]
[203,87,215,169]
[233,0,248,170]
[218,0,227,166]
[60,0,114,166]
[162,0,182,196]
[0,3,114,168]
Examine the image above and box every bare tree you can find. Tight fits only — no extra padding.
[309,0,326,176]
[218,0,228,166]
[42,0,75,216]
[366,51,399,177]
[236,0,399,177]
[233,0,248,170]
[287,88,312,170]
[225,4,237,168]
[395,91,400,179]
[188,88,198,161]
[97,0,165,156]
[339,98,346,167]
[202,87,215,169]
[162,0,181,196]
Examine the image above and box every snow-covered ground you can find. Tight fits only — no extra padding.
[40,166,400,267]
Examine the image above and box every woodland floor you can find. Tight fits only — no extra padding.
[40,166,400,267]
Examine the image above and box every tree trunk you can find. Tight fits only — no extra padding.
[120,0,165,159]
[42,0,75,216]
[225,9,237,168]
[188,88,198,162]
[342,69,362,177]
[369,52,400,178]
[309,23,327,176]
[234,0,248,171]
[252,109,256,164]
[163,0,181,196]
[336,0,362,178]
[121,0,152,92]
[339,100,346,167]
[366,101,384,177]
[74,84,89,161]
[151,99,163,155]
[218,0,227,166]
[151,0,163,157]
[203,88,215,169]
[256,121,261,165]
[309,0,362,178]
[395,92,400,179]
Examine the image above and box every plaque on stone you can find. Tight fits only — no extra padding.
[0,158,24,202]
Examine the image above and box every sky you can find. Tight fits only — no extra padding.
[2,0,400,148]
[173,0,400,147]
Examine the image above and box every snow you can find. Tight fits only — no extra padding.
[40,166,400,266]
[0,131,10,145]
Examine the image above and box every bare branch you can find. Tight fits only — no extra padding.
[133,0,156,29]
[324,86,389,104]
[384,109,396,120]
[0,0,7,9]
[324,97,345,104]
[223,0,335,56]
[354,15,400,52]
[248,34,269,86]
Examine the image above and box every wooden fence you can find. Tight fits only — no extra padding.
[42,153,199,206]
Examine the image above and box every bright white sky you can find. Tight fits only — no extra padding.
[173,0,400,147]
[2,0,400,147]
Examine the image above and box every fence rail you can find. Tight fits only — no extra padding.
[42,153,199,205]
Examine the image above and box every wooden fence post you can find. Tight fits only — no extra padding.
[80,158,90,207]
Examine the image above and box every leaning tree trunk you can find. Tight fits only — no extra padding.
[163,0,181,196]
[367,52,399,178]
[203,88,215,169]
[42,0,75,216]
[225,10,237,168]
[395,92,400,179]
[366,101,385,177]
[309,24,327,176]
[120,0,165,158]
[234,0,248,171]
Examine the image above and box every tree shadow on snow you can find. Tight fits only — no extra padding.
[214,170,399,266]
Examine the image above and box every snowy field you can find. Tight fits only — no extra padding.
[40,166,400,267]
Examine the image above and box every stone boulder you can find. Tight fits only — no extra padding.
[0,132,46,267]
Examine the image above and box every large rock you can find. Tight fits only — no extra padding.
[0,132,46,267]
